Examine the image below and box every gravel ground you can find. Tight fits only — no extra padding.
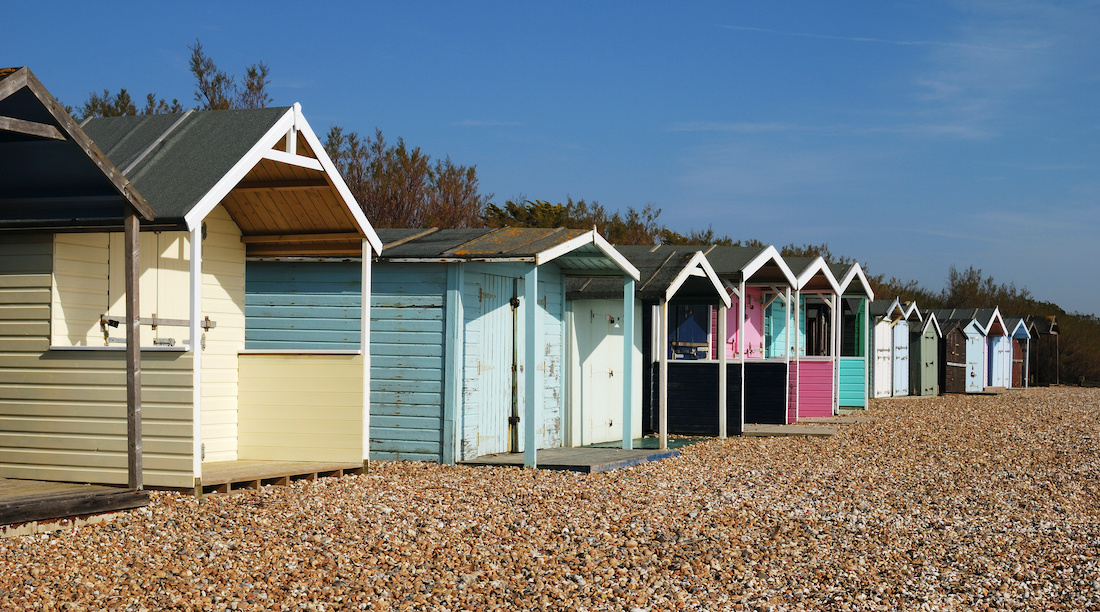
[2,387,1098,611]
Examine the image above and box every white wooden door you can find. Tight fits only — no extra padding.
[873,321,892,398]
[892,322,909,396]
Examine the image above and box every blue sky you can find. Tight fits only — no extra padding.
[6,2,1098,314]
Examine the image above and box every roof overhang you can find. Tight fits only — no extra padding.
[982,308,1007,337]
[837,263,874,300]
[0,66,154,228]
[183,103,382,256]
[901,301,923,322]
[741,245,797,285]
[921,312,943,337]
[664,251,732,308]
[794,256,840,293]
[1008,318,1032,339]
[536,230,641,281]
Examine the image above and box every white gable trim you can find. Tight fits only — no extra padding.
[182,104,384,256]
[292,104,383,255]
[184,109,295,230]
[742,245,796,285]
[665,251,731,308]
[794,256,840,292]
[535,230,641,280]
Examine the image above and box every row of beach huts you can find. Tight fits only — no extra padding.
[0,69,1060,517]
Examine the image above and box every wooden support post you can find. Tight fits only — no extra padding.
[718,302,727,439]
[124,212,142,491]
[622,277,635,450]
[739,278,747,435]
[361,240,373,469]
[523,265,540,469]
[189,224,203,483]
[443,263,463,464]
[658,299,668,450]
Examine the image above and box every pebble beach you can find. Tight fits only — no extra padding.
[1,387,1098,611]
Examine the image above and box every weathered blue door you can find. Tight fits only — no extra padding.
[477,274,516,456]
[892,321,909,396]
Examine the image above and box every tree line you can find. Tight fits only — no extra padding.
[73,43,1099,385]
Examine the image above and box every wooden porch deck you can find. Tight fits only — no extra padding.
[198,460,364,496]
[0,479,149,527]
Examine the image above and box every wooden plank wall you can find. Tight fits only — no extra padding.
[837,357,867,407]
[199,205,246,462]
[0,234,194,488]
[794,359,834,417]
[371,263,447,462]
[245,261,361,350]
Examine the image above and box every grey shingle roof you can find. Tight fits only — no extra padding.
[82,107,290,225]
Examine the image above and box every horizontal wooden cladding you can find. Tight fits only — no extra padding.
[837,357,867,407]
[237,354,363,463]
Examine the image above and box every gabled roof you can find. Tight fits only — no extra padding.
[786,256,840,293]
[869,298,904,321]
[566,244,730,307]
[691,245,797,286]
[375,227,640,280]
[0,66,153,228]
[83,104,381,255]
[829,262,875,300]
[1024,314,1059,336]
[916,311,942,337]
[901,301,923,322]
[926,308,996,336]
[931,307,1005,336]
[1004,316,1031,339]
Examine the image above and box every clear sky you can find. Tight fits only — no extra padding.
[5,2,1098,315]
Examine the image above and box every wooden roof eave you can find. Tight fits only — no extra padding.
[1,67,154,223]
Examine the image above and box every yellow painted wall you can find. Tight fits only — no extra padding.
[237,354,364,462]
[199,205,246,463]
[1,234,195,488]
[51,233,109,346]
[52,231,190,348]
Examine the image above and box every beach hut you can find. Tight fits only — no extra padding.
[565,246,730,443]
[909,312,941,396]
[0,66,154,520]
[891,302,922,396]
[937,319,968,394]
[6,101,382,493]
[867,299,904,398]
[979,309,1010,389]
[1024,315,1059,386]
[370,228,639,468]
[1004,317,1031,389]
[704,246,798,427]
[784,257,840,420]
[928,310,989,393]
[829,263,874,410]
